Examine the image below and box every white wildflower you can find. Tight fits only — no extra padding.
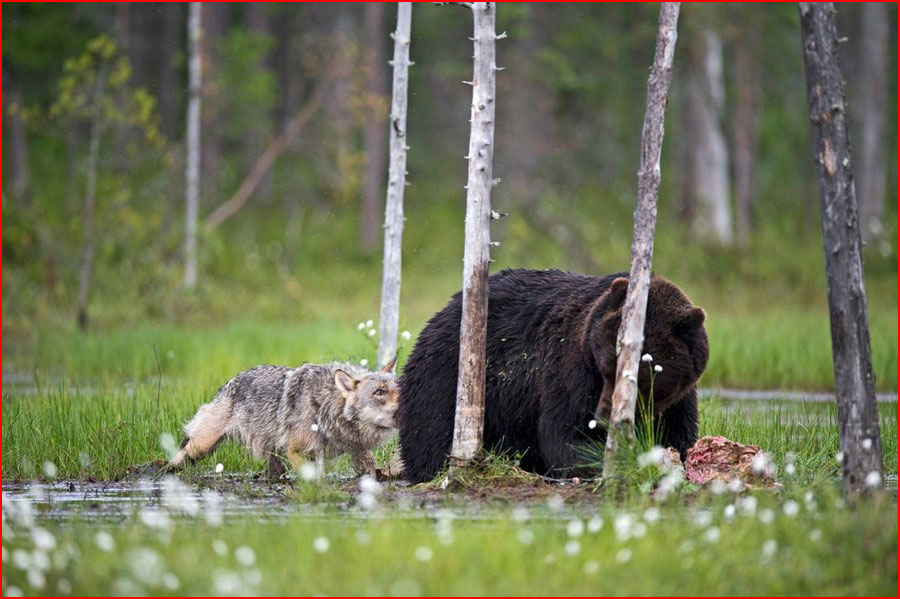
[641,353,653,363]
[758,508,775,524]
[127,547,165,586]
[414,546,433,562]
[27,569,46,589]
[565,540,581,556]
[95,531,115,552]
[517,529,534,545]
[631,522,647,538]
[310,424,319,432]
[546,493,564,511]
[615,548,633,564]
[738,495,758,515]
[643,507,661,524]
[212,539,228,556]
[57,579,73,594]
[638,446,666,469]
[12,549,31,570]
[511,506,530,522]
[31,550,50,571]
[358,322,366,331]
[5,587,22,597]
[366,319,374,328]
[299,462,317,481]
[614,513,634,541]
[785,463,796,476]
[583,559,600,575]
[865,470,882,488]
[235,546,256,566]
[401,331,412,341]
[31,528,56,551]
[566,519,585,538]
[862,438,873,450]
[213,570,243,595]
[723,504,736,520]
[705,527,721,543]
[587,515,604,533]
[727,478,744,493]
[368,329,377,337]
[357,492,377,510]
[782,500,800,517]
[313,537,330,553]
[762,539,778,557]
[215,463,225,474]
[751,452,775,477]
[588,419,597,430]
[162,573,180,591]
[78,452,92,468]
[41,462,57,479]
[359,475,382,495]
[809,528,822,542]
[654,364,663,373]
[708,479,727,495]
[692,510,712,528]
[835,451,844,464]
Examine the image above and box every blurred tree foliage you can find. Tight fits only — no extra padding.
[2,3,896,329]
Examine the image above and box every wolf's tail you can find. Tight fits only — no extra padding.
[167,390,233,470]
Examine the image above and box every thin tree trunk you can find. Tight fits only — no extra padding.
[683,26,732,244]
[203,81,327,232]
[799,2,883,497]
[184,2,202,289]
[376,2,413,369]
[856,2,887,242]
[602,2,680,484]
[450,1,499,472]
[732,10,760,248]
[76,63,109,330]
[361,2,389,252]
[158,2,180,140]
[3,76,30,204]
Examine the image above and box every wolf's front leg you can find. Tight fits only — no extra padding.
[351,450,377,477]
[315,448,326,481]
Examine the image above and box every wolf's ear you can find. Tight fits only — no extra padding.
[334,370,359,397]
[380,355,398,374]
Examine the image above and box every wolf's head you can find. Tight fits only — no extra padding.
[333,357,400,430]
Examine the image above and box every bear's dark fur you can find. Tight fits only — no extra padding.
[398,268,709,483]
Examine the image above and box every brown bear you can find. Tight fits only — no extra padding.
[397,268,709,483]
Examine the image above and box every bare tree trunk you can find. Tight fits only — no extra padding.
[184,2,202,290]
[799,2,883,498]
[602,2,680,483]
[3,76,30,204]
[732,10,760,248]
[204,82,327,232]
[450,1,499,473]
[361,2,389,252]
[800,2,883,495]
[76,63,109,330]
[683,26,732,244]
[158,2,180,140]
[376,3,413,369]
[856,2,887,242]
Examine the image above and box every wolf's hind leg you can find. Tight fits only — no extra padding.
[168,398,231,470]
[267,454,286,480]
[351,450,377,477]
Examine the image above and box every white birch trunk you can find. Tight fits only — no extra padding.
[602,2,680,482]
[376,2,413,369]
[857,2,887,243]
[450,1,498,468]
[184,2,202,290]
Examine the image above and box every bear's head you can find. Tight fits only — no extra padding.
[585,276,709,422]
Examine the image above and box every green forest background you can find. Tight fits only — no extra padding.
[2,3,897,391]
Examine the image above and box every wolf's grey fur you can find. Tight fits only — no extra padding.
[167,358,399,480]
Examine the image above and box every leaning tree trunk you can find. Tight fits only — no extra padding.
[376,2,413,369]
[799,2,883,497]
[856,1,887,243]
[76,62,108,330]
[361,2,389,252]
[449,1,499,474]
[602,2,680,484]
[184,2,202,290]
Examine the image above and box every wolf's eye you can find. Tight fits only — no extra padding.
[373,388,386,397]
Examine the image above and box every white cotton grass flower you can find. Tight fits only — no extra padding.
[162,573,180,591]
[809,528,822,542]
[414,546,433,562]
[641,353,653,363]
[708,479,727,495]
[862,438,873,450]
[785,463,796,476]
[643,507,661,524]
[299,463,317,482]
[31,549,50,571]
[359,475,382,495]
[368,329,377,337]
[357,492,377,510]
[782,500,800,517]
[865,470,882,488]
[517,529,535,545]
[835,451,844,464]
[546,493,564,511]
[5,586,22,597]
[704,527,721,543]
[212,539,228,556]
[215,463,225,474]
[587,515,604,533]
[637,446,666,469]
[313,537,330,553]
[615,548,633,564]
[654,364,663,373]
[751,452,776,477]
[565,540,581,556]
[613,513,634,541]
[401,330,412,340]
[41,461,58,479]
[630,522,648,538]
[588,419,597,430]
[511,506,530,522]
[360,359,369,367]
[758,508,775,524]
[692,510,713,528]
[366,319,374,328]
[235,546,256,566]
[358,322,366,331]
[566,519,585,538]
[583,560,600,576]
[78,452,92,468]
[57,579,73,594]
[31,528,56,551]
[762,539,778,558]
[27,569,46,590]
[212,570,243,595]
[310,423,319,432]
[723,504,736,521]
[727,478,744,493]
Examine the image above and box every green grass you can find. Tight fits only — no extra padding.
[3,486,896,596]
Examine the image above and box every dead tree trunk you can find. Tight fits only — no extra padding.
[449,1,499,473]
[184,2,202,290]
[602,2,680,483]
[799,2,883,497]
[3,76,31,204]
[376,2,413,369]
[732,12,761,249]
[76,62,109,330]
[361,2,389,252]
[856,2,887,243]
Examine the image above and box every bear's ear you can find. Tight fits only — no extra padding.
[676,307,706,332]
[607,277,629,310]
